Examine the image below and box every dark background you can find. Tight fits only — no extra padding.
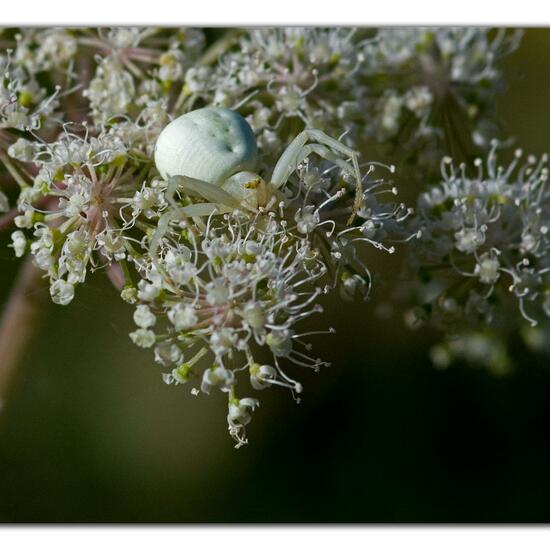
[1,28,550,523]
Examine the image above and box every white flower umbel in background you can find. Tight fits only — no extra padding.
[184,27,521,175]
[184,27,368,155]
[80,27,206,127]
[406,143,550,369]
[127,106,411,446]
[0,50,65,137]
[360,28,522,171]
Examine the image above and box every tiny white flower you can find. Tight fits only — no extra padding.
[50,279,75,306]
[120,286,138,304]
[228,397,259,427]
[14,210,34,229]
[209,329,237,356]
[206,280,230,306]
[454,227,486,254]
[167,304,198,331]
[249,364,277,390]
[133,305,157,328]
[129,328,156,348]
[165,249,195,286]
[266,329,293,357]
[201,365,235,394]
[10,230,27,257]
[340,272,367,301]
[241,303,267,331]
[475,253,500,285]
[7,137,35,161]
[295,206,320,234]
[97,231,126,261]
[137,279,161,301]
[154,343,184,366]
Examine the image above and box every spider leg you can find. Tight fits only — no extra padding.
[271,129,362,225]
[169,175,240,209]
[149,176,238,272]
[295,144,357,177]
[179,203,233,216]
[305,130,362,225]
[271,131,309,188]
[148,176,186,272]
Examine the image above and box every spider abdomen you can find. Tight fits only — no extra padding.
[154,107,258,185]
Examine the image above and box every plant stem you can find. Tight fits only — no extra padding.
[106,262,125,291]
[0,149,28,188]
[0,258,47,411]
[0,207,18,231]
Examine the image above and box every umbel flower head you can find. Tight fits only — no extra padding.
[130,209,330,447]
[8,124,167,304]
[0,51,63,135]
[405,142,550,367]
[183,27,521,174]
[80,27,205,126]
[199,28,368,149]
[360,28,522,170]
[122,103,411,447]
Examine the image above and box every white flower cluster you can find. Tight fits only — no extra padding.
[0,54,60,134]
[8,127,169,304]
[131,210,328,446]
[74,27,207,162]
[182,28,367,157]
[11,28,78,73]
[182,27,520,171]
[0,26,533,444]
[80,27,205,127]
[361,28,522,163]
[406,144,549,366]
[125,148,408,445]
[0,26,208,304]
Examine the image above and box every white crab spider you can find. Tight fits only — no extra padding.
[154,106,363,216]
[150,106,363,262]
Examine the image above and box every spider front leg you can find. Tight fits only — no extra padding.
[270,128,363,225]
[149,175,239,270]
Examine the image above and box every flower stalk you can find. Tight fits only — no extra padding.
[0,257,47,411]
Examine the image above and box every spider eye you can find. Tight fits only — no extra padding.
[244,178,262,190]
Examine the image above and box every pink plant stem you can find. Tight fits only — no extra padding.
[0,207,18,231]
[106,262,125,291]
[0,258,47,410]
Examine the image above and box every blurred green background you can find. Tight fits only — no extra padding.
[1,28,550,523]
